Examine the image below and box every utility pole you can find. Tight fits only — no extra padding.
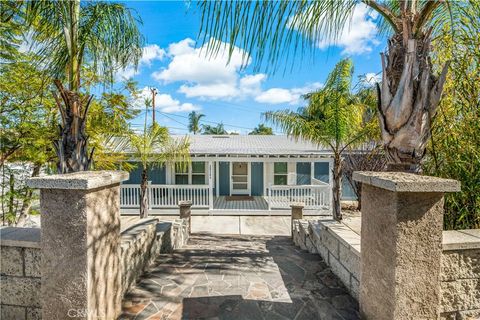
[150,87,157,125]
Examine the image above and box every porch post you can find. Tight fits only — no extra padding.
[208,161,214,210]
[267,184,272,211]
[215,160,219,197]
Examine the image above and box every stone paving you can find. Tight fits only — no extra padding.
[120,234,359,320]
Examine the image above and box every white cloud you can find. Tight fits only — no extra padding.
[291,4,379,55]
[255,82,323,105]
[115,44,166,80]
[151,38,320,105]
[140,44,166,65]
[132,87,200,113]
[152,38,262,100]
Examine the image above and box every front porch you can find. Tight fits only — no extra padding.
[120,184,331,215]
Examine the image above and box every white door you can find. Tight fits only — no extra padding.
[231,162,249,195]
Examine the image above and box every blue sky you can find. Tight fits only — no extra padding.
[119,1,385,134]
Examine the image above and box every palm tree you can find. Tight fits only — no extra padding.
[27,1,143,173]
[188,111,205,135]
[128,123,190,218]
[249,124,273,135]
[202,123,227,135]
[198,1,458,172]
[265,59,375,220]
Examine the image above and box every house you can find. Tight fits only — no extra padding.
[120,135,356,215]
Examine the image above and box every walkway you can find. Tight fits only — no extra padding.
[120,234,359,319]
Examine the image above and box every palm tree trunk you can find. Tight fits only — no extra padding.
[16,164,41,227]
[378,31,449,173]
[332,154,342,221]
[52,80,94,173]
[140,169,148,218]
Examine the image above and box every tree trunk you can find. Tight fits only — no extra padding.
[378,29,449,172]
[139,169,148,219]
[332,154,342,221]
[52,80,94,174]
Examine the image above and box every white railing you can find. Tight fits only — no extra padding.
[120,184,210,209]
[120,184,142,208]
[150,184,209,208]
[267,185,330,209]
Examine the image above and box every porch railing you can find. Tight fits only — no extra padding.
[267,185,330,210]
[120,184,210,209]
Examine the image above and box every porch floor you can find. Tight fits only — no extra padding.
[213,196,268,211]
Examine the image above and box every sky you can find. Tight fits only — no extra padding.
[117,1,385,135]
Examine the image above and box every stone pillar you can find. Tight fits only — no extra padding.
[290,202,304,235]
[353,172,460,319]
[179,200,192,234]
[27,171,128,320]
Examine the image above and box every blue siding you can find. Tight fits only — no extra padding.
[251,162,264,196]
[314,162,329,183]
[124,163,166,184]
[219,162,230,196]
[296,162,311,185]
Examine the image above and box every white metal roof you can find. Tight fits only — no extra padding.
[177,135,332,157]
[109,135,333,158]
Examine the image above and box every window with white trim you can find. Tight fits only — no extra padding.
[274,162,288,185]
[175,163,189,185]
[175,162,206,185]
[191,162,206,185]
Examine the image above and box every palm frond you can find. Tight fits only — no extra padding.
[198,0,358,71]
[26,1,144,89]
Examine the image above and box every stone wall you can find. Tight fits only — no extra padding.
[293,218,480,318]
[120,218,189,297]
[0,218,190,320]
[440,230,480,319]
[293,219,360,299]
[0,227,41,320]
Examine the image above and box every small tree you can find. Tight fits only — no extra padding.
[249,124,273,135]
[265,59,375,220]
[188,111,205,135]
[128,123,190,218]
[202,123,227,135]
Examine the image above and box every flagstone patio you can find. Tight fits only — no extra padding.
[120,233,359,319]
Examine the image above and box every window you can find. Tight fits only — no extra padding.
[175,164,189,185]
[274,162,288,185]
[191,162,206,185]
[175,162,206,185]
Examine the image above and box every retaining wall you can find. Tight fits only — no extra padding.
[0,218,189,320]
[0,227,41,320]
[293,218,480,318]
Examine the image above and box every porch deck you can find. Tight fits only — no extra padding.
[213,196,268,210]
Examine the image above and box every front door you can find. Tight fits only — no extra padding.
[231,162,249,195]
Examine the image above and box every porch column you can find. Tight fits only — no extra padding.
[353,171,460,319]
[208,161,214,210]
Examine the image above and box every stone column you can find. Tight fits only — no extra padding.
[27,171,128,320]
[290,202,304,235]
[179,200,192,234]
[353,172,460,319]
